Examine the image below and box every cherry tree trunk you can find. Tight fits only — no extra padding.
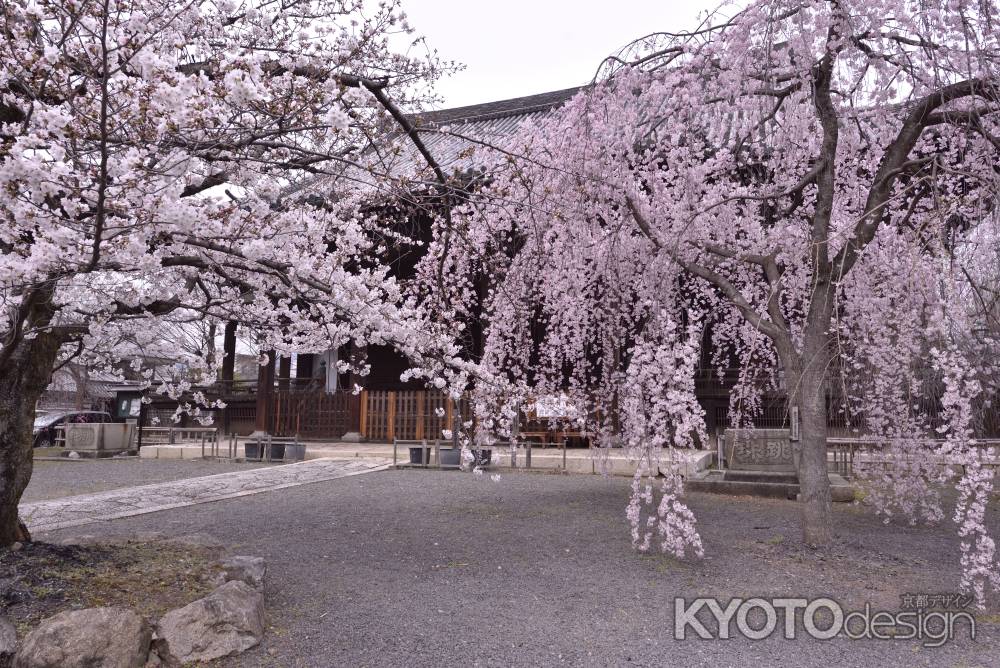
[795,362,832,547]
[0,331,62,546]
[778,311,834,548]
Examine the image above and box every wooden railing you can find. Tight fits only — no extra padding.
[138,426,218,445]
[827,437,1000,478]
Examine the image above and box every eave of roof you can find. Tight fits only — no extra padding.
[409,86,585,128]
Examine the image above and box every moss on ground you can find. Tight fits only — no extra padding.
[1,540,221,636]
[32,447,68,458]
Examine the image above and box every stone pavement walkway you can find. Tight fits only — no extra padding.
[20,458,391,533]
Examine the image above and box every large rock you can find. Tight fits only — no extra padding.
[14,607,150,668]
[155,581,264,664]
[0,616,16,668]
[213,556,266,590]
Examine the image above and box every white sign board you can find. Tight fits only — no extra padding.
[533,394,574,419]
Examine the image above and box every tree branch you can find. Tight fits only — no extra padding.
[625,196,783,340]
[833,78,999,282]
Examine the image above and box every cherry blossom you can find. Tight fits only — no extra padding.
[419,0,1000,605]
[0,0,456,544]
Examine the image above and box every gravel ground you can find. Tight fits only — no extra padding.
[28,466,1000,667]
[23,458,272,502]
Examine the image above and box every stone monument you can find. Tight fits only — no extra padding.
[687,427,855,502]
[725,428,798,472]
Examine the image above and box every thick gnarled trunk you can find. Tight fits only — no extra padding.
[0,332,62,545]
[0,286,63,547]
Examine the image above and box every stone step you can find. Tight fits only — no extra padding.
[723,470,799,484]
[687,470,856,502]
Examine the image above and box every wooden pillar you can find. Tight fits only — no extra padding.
[296,353,315,389]
[387,391,397,442]
[137,396,146,450]
[348,390,362,435]
[445,400,454,439]
[359,390,368,438]
[278,355,291,392]
[415,391,425,440]
[254,351,276,434]
[221,321,237,434]
[221,321,237,391]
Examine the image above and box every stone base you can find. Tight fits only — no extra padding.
[139,445,211,460]
[687,469,856,502]
[64,449,131,459]
[339,432,363,443]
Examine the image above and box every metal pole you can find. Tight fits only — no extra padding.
[137,398,145,451]
[511,405,519,469]
[447,398,460,470]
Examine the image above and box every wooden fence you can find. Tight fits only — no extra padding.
[179,389,467,441]
[360,390,471,442]
[145,385,1000,445]
[272,390,360,439]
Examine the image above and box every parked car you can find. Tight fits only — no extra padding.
[32,411,113,447]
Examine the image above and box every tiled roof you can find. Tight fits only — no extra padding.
[367,87,585,184]
[281,86,585,201]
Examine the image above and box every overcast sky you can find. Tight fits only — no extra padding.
[402,0,724,109]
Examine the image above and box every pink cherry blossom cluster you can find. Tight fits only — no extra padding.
[0,0,466,426]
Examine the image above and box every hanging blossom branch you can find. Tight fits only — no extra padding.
[421,0,1000,604]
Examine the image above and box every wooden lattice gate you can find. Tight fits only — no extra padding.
[272,390,360,439]
[359,390,472,442]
